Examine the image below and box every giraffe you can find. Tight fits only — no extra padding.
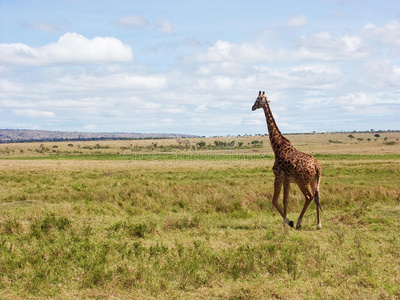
[252,91,323,229]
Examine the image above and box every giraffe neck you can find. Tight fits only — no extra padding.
[262,102,293,157]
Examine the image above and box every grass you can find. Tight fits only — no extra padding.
[0,135,400,299]
[1,131,399,159]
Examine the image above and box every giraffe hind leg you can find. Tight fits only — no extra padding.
[296,184,313,230]
[311,173,322,229]
[315,191,322,229]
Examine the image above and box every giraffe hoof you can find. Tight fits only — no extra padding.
[288,221,294,228]
[296,224,301,230]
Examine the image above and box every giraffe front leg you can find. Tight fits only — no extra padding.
[283,177,290,221]
[272,177,293,228]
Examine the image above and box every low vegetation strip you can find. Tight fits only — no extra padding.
[313,153,400,160]
[0,153,274,161]
[1,152,399,162]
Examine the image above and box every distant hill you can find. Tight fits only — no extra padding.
[0,129,198,143]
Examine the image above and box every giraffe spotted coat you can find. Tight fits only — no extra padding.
[252,91,322,229]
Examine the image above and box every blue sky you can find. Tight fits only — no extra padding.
[1,0,399,136]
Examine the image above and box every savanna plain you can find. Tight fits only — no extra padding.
[0,132,399,299]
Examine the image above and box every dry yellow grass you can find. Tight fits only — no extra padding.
[0,131,399,158]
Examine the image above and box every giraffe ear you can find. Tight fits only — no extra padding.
[262,91,265,96]
[258,91,261,96]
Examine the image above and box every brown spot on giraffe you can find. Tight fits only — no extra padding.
[252,91,322,229]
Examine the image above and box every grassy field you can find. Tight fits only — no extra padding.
[1,131,399,158]
[0,133,400,299]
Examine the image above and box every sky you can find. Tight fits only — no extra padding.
[0,0,399,136]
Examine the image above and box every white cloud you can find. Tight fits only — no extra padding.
[192,40,282,63]
[27,21,59,32]
[160,117,174,124]
[117,16,148,29]
[337,93,374,106]
[52,73,168,91]
[154,20,174,35]
[194,105,208,113]
[0,33,134,65]
[362,59,400,89]
[285,15,308,27]
[363,21,400,48]
[117,17,175,35]
[193,41,232,62]
[0,79,23,93]
[192,31,369,65]
[297,32,369,60]
[13,109,55,118]
[2,15,399,135]
[279,122,305,131]
[241,114,264,126]
[286,64,342,88]
[84,124,97,130]
[162,107,185,114]
[250,64,342,91]
[213,76,235,90]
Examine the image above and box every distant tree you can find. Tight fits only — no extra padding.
[214,140,225,147]
[68,143,74,147]
[348,134,355,140]
[374,134,380,138]
[367,138,371,142]
[384,137,388,141]
[357,138,363,142]
[251,140,263,148]
[196,141,206,148]
[227,140,235,147]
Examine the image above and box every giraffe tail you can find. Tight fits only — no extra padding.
[314,168,322,212]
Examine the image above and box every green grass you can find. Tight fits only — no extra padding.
[313,153,400,160]
[0,156,400,299]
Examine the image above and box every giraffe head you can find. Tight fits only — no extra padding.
[252,91,270,111]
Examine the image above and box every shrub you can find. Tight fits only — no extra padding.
[196,141,206,148]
